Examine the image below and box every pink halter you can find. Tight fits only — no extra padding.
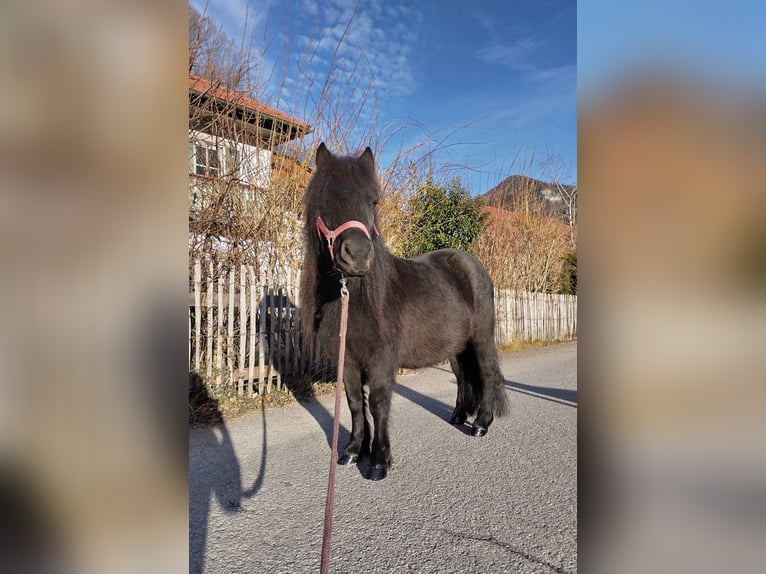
[316,215,379,262]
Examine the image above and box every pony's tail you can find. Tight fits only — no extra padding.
[491,361,510,417]
[459,344,509,418]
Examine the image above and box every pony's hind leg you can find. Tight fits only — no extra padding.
[471,343,509,437]
[448,354,471,425]
[450,347,481,428]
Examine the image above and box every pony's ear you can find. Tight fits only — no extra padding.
[360,146,375,172]
[316,142,330,169]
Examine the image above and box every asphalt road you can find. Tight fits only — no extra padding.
[190,341,577,574]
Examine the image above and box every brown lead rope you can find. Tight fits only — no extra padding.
[320,276,349,574]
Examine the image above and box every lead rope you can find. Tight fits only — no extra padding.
[320,275,349,574]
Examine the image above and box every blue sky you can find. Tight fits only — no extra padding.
[578,1,766,98]
[191,0,576,193]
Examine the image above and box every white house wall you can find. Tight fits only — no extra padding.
[240,143,271,189]
[189,130,272,189]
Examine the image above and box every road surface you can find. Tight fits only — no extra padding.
[190,341,577,573]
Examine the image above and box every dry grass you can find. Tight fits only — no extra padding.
[474,206,570,292]
[189,377,339,424]
[497,338,575,354]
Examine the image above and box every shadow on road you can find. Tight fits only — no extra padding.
[395,379,453,422]
[394,379,476,436]
[427,363,453,375]
[295,391,351,451]
[504,380,577,407]
[189,388,267,574]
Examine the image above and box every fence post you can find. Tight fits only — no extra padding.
[277,284,285,387]
[193,260,201,372]
[293,270,301,375]
[259,266,267,396]
[248,266,256,397]
[495,289,503,347]
[239,265,246,396]
[227,269,235,384]
[269,280,281,392]
[216,271,224,386]
[206,260,213,382]
[284,267,292,376]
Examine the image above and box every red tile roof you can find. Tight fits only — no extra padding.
[189,74,310,133]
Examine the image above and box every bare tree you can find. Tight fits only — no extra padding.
[187,1,475,273]
[540,150,577,249]
[474,207,569,293]
[189,5,249,89]
[472,152,571,293]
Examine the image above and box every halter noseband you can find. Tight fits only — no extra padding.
[316,215,379,262]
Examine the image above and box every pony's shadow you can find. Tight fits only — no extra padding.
[394,375,475,436]
[295,393,351,451]
[301,369,480,480]
[505,380,577,407]
[295,393,370,478]
[189,384,267,574]
[266,292,352,452]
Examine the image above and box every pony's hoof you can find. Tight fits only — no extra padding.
[366,464,388,481]
[449,413,467,425]
[337,453,358,465]
[472,425,488,437]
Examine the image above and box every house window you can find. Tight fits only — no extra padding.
[190,139,243,180]
[193,141,219,177]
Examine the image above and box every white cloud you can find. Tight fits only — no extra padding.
[303,0,319,16]
[474,12,496,35]
[196,0,266,36]
[494,90,574,128]
[528,64,576,86]
[474,30,574,96]
[475,37,545,71]
[298,0,419,99]
[197,0,424,146]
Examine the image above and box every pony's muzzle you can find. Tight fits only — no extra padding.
[337,236,374,276]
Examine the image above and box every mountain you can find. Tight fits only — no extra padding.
[478,175,575,216]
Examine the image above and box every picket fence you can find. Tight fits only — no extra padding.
[493,288,577,345]
[188,260,576,395]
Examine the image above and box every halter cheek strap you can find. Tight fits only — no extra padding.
[316,216,379,262]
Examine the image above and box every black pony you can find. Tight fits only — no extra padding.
[300,143,509,480]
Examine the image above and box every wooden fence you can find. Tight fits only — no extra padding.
[493,289,577,345]
[188,259,326,397]
[189,261,576,395]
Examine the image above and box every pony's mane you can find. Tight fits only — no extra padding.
[299,151,394,341]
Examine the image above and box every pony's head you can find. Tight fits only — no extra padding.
[305,143,381,277]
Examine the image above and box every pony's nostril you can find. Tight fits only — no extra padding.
[338,239,373,275]
[340,239,369,261]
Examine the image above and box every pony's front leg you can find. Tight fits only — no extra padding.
[365,373,394,481]
[338,364,367,466]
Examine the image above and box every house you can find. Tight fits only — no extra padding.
[188,74,312,212]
